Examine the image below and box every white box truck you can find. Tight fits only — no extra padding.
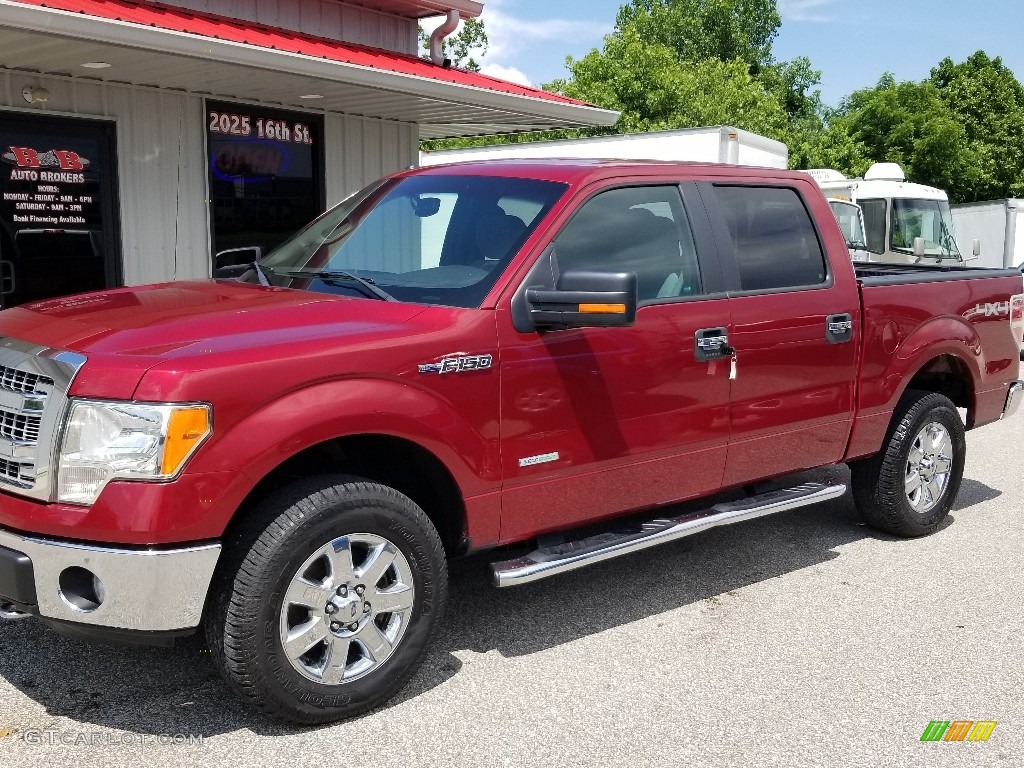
[420,126,789,169]
[950,199,1024,269]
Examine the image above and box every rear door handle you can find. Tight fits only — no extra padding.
[826,313,854,344]
[695,327,734,362]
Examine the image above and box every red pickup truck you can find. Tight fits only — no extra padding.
[0,161,1021,724]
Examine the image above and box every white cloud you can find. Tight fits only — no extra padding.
[778,0,840,22]
[479,63,535,87]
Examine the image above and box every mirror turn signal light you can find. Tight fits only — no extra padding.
[578,303,627,314]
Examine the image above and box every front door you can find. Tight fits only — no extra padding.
[0,112,120,308]
[497,182,733,543]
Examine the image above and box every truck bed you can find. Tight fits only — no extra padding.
[854,262,1021,285]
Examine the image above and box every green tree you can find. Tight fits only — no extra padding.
[615,0,781,72]
[930,51,1024,200]
[418,17,488,71]
[805,53,1024,203]
[544,0,822,166]
[821,74,979,201]
[548,26,788,136]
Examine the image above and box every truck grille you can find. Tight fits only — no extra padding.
[0,339,86,500]
[0,364,53,395]
[0,411,41,444]
[0,456,36,487]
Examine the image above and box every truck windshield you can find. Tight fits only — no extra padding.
[890,198,961,259]
[241,174,567,308]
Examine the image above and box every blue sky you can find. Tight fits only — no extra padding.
[455,0,1024,107]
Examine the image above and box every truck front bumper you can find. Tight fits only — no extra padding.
[1003,381,1024,420]
[0,526,220,633]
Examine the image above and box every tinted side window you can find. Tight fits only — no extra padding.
[860,198,887,254]
[553,186,703,303]
[714,185,828,291]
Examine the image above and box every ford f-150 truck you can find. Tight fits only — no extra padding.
[0,161,1021,724]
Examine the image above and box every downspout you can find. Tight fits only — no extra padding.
[429,10,461,67]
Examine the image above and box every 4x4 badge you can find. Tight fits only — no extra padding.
[418,354,494,375]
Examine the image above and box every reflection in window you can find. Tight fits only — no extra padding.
[714,185,827,291]
[552,186,703,303]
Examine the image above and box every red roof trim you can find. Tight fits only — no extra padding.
[7,0,592,107]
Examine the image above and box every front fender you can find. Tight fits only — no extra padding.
[189,377,499,495]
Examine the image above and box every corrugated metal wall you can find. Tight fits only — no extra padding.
[161,0,419,54]
[1,71,419,287]
[325,113,418,205]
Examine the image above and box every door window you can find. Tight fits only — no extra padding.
[552,186,703,303]
[0,113,119,308]
[859,198,887,254]
[713,185,827,291]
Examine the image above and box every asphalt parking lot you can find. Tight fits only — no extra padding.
[1,413,1022,767]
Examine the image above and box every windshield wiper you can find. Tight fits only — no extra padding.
[252,262,271,287]
[268,268,394,301]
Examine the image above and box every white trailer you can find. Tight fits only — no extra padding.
[806,164,966,266]
[420,126,789,169]
[950,199,1024,269]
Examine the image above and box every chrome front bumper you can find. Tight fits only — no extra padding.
[1003,381,1024,420]
[0,526,220,632]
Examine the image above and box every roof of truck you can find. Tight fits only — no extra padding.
[408,158,811,185]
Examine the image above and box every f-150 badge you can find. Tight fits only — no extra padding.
[418,354,493,375]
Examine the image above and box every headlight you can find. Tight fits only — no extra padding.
[58,400,212,505]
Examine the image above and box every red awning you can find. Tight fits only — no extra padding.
[9,0,589,107]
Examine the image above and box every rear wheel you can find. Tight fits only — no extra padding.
[851,390,965,537]
[206,476,448,724]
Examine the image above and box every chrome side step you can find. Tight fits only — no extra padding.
[491,482,847,587]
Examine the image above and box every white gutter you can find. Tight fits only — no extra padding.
[0,1,618,128]
[429,10,461,67]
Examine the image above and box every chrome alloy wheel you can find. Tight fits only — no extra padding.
[904,421,954,514]
[279,533,415,685]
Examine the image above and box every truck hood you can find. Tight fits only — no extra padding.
[0,281,426,397]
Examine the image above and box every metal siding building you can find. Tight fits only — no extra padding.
[0,0,616,306]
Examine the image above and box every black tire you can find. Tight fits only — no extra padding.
[851,389,966,537]
[205,475,448,725]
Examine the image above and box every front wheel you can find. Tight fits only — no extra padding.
[851,390,966,537]
[206,476,448,724]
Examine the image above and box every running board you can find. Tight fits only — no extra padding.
[491,482,846,587]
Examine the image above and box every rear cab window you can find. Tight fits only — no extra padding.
[711,185,828,292]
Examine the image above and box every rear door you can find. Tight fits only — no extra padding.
[496,180,733,543]
[700,180,860,487]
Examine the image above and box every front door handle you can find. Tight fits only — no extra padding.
[695,327,734,362]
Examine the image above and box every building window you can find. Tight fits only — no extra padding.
[206,101,323,271]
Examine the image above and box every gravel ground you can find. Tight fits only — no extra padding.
[0,413,1021,767]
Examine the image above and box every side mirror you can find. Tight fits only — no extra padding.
[412,197,442,217]
[972,238,982,257]
[215,246,263,270]
[526,270,638,331]
[913,237,926,259]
